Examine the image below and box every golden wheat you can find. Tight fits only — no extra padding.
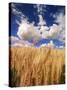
[9,47,65,87]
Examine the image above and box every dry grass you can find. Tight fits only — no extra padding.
[9,47,65,87]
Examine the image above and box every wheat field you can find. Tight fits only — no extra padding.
[9,47,65,87]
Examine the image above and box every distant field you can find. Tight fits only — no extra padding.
[9,47,65,87]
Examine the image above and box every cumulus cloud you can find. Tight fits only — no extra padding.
[48,24,60,38]
[38,13,65,43]
[40,43,47,47]
[17,10,65,45]
[9,36,19,44]
[55,13,65,28]
[40,40,64,48]
[47,40,55,47]
[10,36,34,47]
[40,40,55,48]
[34,4,65,42]
[36,4,65,43]
[17,20,42,44]
[54,13,65,42]
[51,12,65,42]
[11,3,42,45]
[39,24,60,39]
[58,45,64,49]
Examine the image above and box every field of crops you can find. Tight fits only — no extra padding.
[9,47,65,87]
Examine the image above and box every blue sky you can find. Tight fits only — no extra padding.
[9,3,65,48]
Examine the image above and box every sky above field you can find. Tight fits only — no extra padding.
[9,3,65,48]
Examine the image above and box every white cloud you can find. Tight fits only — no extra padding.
[48,24,60,38]
[38,15,46,25]
[10,36,19,44]
[34,4,47,14]
[12,8,22,15]
[10,36,34,47]
[38,13,65,43]
[54,13,65,42]
[12,43,24,47]
[39,26,49,39]
[40,40,64,48]
[34,4,65,43]
[11,3,27,23]
[11,3,22,16]
[17,12,65,45]
[11,3,42,45]
[40,40,55,48]
[59,45,64,49]
[47,40,55,48]
[39,24,59,39]
[17,20,42,44]
[40,43,47,47]
[34,4,47,26]
[55,13,65,28]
